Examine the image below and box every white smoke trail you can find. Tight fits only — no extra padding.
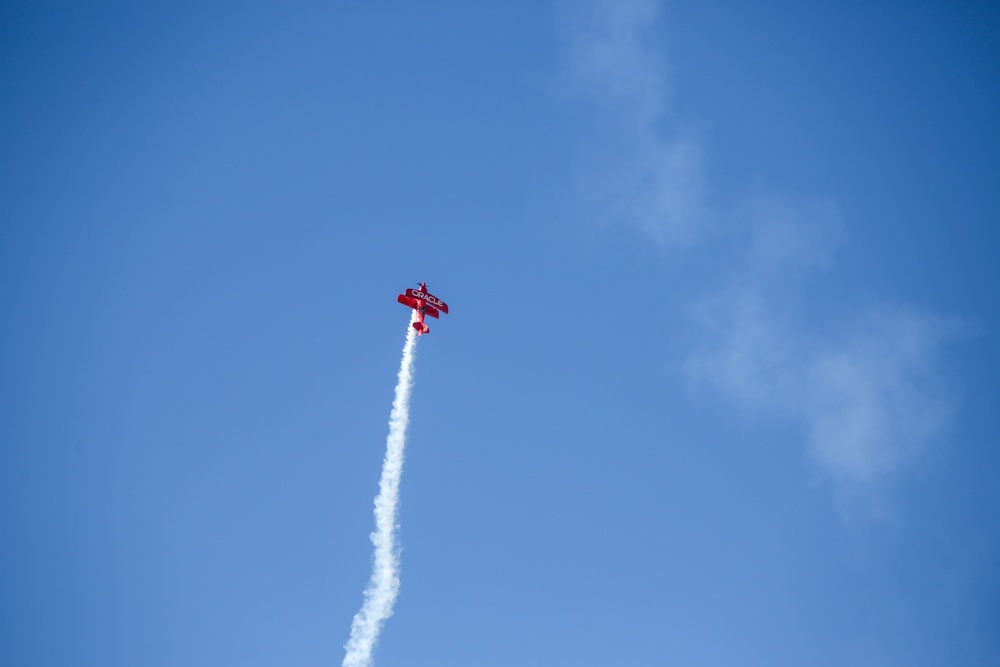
[342,314,419,667]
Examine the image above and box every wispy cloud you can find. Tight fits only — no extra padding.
[561,0,665,126]
[561,0,963,497]
[686,194,963,496]
[802,307,960,484]
[688,281,962,489]
[560,0,708,247]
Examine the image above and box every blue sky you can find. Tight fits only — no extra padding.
[2,2,999,665]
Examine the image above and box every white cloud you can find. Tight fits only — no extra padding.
[560,0,708,247]
[689,285,961,489]
[740,194,846,278]
[562,0,963,495]
[687,194,962,491]
[561,0,666,127]
[803,307,960,483]
[631,134,707,246]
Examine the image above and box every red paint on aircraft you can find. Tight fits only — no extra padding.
[396,282,449,335]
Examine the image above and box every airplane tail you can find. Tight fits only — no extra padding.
[412,321,429,335]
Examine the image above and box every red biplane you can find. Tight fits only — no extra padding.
[397,282,449,335]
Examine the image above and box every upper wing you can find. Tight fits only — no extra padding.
[404,288,449,314]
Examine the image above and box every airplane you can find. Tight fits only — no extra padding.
[397,282,449,335]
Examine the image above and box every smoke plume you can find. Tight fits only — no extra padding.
[343,315,418,667]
